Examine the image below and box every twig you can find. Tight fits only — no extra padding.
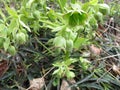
[43,67,55,78]
[35,37,54,55]
[104,24,120,32]
[97,54,120,61]
[97,67,112,83]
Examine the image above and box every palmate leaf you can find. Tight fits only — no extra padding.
[91,77,112,89]
[94,70,120,89]
[80,83,103,89]
[100,75,120,89]
[111,79,120,87]
[106,75,120,87]
[69,73,94,88]
[69,71,119,89]
[97,78,110,84]
[102,83,112,90]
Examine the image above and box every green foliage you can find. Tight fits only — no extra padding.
[53,58,77,85]
[74,37,89,49]
[0,3,29,55]
[7,45,16,56]
[16,32,27,44]
[99,4,110,15]
[53,36,66,51]
[1,0,119,89]
[94,12,103,22]
[53,58,76,79]
[109,0,120,25]
[79,57,90,70]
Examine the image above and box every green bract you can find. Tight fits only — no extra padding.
[99,4,110,15]
[33,10,40,19]
[1,1,117,89]
[16,32,26,44]
[53,36,66,50]
[8,46,16,56]
[94,12,103,22]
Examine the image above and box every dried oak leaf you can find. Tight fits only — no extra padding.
[112,65,120,75]
[0,60,9,77]
[60,79,80,90]
[89,44,102,56]
[60,79,71,90]
[27,77,45,90]
[16,64,25,75]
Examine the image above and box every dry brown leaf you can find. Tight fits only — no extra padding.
[16,64,25,75]
[112,65,120,75]
[68,79,80,90]
[89,44,102,56]
[60,79,80,90]
[0,60,9,77]
[60,79,71,90]
[82,51,91,57]
[27,77,45,90]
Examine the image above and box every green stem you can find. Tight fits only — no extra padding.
[35,37,54,55]
[57,0,64,12]
[64,51,70,60]
[74,29,80,43]
[39,19,58,28]
[43,0,47,12]
[74,27,85,43]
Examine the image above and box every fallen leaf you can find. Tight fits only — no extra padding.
[0,60,9,77]
[27,77,45,90]
[60,79,71,90]
[68,79,80,90]
[60,79,80,90]
[82,51,91,57]
[112,65,120,75]
[89,44,102,56]
[16,64,25,75]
